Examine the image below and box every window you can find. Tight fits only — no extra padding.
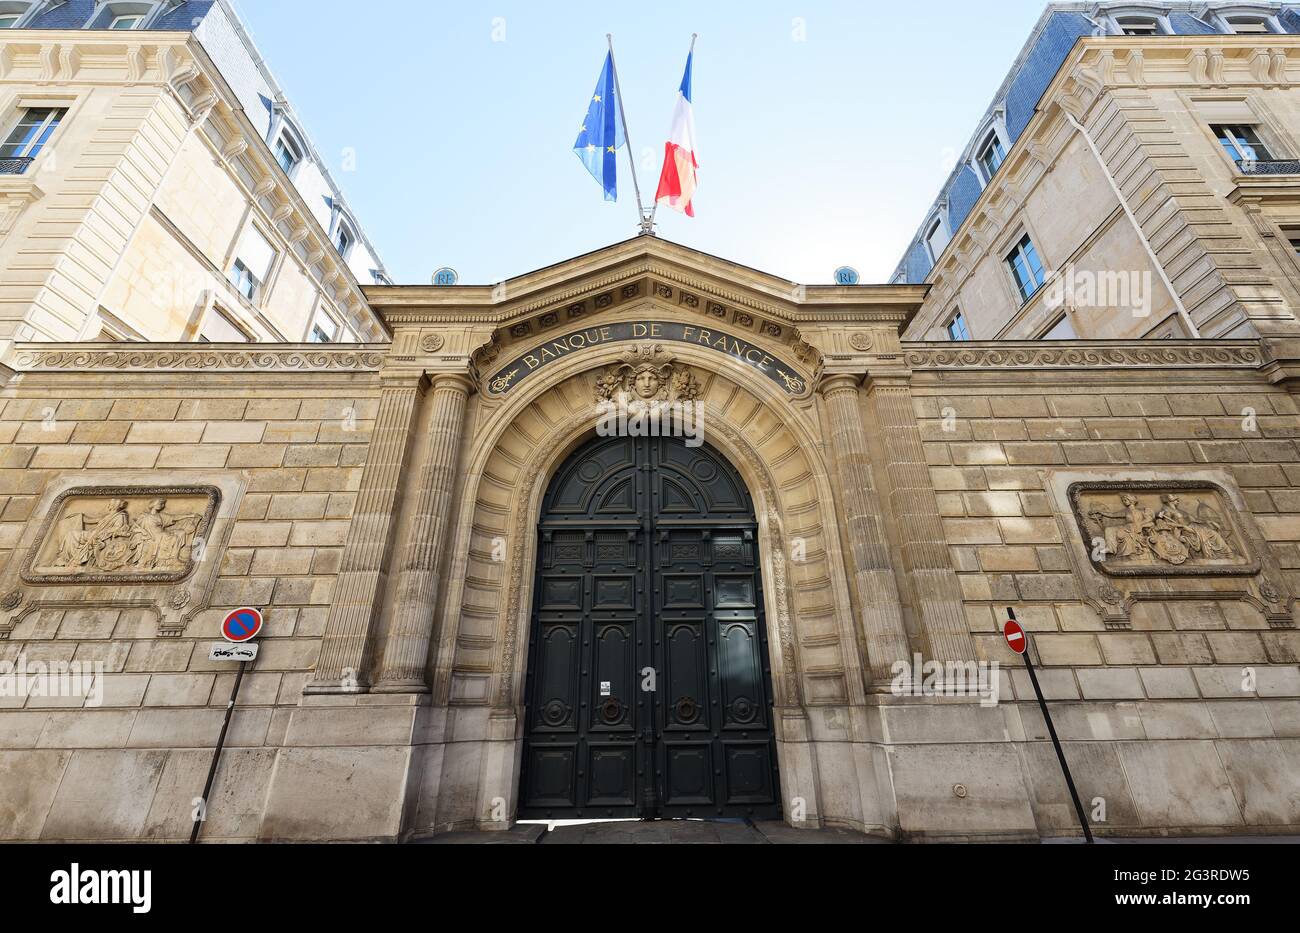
[1040,315,1078,340]
[309,310,339,344]
[1006,233,1047,303]
[230,259,259,301]
[1224,15,1273,34]
[198,307,250,343]
[925,217,951,263]
[0,108,68,170]
[977,132,1005,181]
[274,133,302,175]
[229,226,277,304]
[0,1,32,28]
[945,311,972,342]
[87,2,159,30]
[1286,230,1300,255]
[335,223,354,259]
[1114,15,1163,36]
[1213,124,1274,164]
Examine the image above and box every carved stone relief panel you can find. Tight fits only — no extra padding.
[0,474,245,639]
[1070,482,1257,578]
[23,487,218,585]
[1045,470,1294,630]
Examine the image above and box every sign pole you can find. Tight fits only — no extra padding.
[606,34,652,236]
[1006,607,1094,844]
[189,657,248,844]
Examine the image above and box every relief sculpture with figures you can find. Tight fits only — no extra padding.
[1072,483,1253,577]
[25,488,219,585]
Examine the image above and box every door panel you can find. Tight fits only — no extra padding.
[518,435,780,821]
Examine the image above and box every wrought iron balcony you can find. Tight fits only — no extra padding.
[0,157,34,175]
[1237,159,1300,176]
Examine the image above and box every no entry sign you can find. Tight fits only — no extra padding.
[221,607,263,643]
[1003,618,1027,655]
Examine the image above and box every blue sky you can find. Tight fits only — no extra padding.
[232,0,1053,285]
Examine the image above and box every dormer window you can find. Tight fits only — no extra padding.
[86,2,161,31]
[274,132,303,175]
[0,1,33,27]
[976,131,1006,182]
[335,224,354,259]
[1223,14,1273,34]
[924,216,951,263]
[1114,15,1164,36]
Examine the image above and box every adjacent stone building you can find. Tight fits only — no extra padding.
[0,1,389,351]
[896,2,1300,343]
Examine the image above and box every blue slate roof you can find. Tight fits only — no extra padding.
[892,2,1295,284]
[26,1,215,30]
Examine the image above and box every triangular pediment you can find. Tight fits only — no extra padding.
[366,238,925,398]
[366,237,924,334]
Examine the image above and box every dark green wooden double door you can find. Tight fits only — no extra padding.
[518,434,781,821]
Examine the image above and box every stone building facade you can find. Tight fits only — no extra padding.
[0,237,1297,841]
[0,2,389,353]
[896,4,1300,344]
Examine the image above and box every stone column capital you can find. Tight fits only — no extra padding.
[818,373,865,397]
[426,371,476,395]
[378,369,431,392]
[864,371,913,393]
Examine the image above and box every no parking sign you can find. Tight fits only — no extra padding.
[221,607,263,643]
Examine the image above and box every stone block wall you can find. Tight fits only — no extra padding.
[0,355,391,841]
[893,349,1300,837]
[2,338,1299,842]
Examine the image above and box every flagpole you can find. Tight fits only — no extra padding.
[607,34,653,235]
[648,33,695,230]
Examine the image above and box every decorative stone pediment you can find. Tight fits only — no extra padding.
[372,239,924,389]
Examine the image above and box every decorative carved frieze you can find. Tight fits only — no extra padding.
[12,346,387,373]
[904,342,1262,370]
[23,487,218,586]
[1071,482,1256,577]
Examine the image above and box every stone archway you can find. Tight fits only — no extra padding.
[424,341,881,832]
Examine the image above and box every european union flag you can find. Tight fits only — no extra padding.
[574,52,624,201]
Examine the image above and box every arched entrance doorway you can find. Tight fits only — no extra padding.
[518,433,781,821]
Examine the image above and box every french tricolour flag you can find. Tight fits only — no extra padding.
[654,51,698,217]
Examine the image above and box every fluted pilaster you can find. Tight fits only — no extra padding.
[306,374,424,694]
[374,373,473,692]
[819,374,911,685]
[868,376,976,664]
